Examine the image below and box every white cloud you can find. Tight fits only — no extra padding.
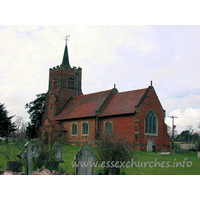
[166,108,200,134]
[1,25,200,129]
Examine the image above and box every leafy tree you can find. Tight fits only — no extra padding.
[25,123,37,139]
[25,93,46,139]
[0,103,16,141]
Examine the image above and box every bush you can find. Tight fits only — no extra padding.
[32,141,68,174]
[32,141,56,171]
[96,135,134,175]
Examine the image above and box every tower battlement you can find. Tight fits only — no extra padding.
[50,65,82,72]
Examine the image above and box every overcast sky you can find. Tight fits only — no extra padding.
[1,25,200,133]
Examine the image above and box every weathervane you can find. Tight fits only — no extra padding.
[65,35,70,44]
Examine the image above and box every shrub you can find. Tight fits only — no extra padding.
[96,135,134,175]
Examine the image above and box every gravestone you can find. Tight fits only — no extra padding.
[158,152,171,156]
[5,161,23,172]
[53,142,63,162]
[32,168,52,175]
[74,144,95,175]
[197,151,200,158]
[181,143,196,151]
[17,142,40,175]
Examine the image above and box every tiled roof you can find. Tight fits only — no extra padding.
[55,87,148,120]
[99,88,148,117]
[55,89,113,120]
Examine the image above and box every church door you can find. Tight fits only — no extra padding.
[147,140,153,151]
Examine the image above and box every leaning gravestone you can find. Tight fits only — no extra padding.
[5,161,23,172]
[52,142,63,162]
[74,144,95,175]
[17,142,40,175]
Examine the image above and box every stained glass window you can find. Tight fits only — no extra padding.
[145,110,157,134]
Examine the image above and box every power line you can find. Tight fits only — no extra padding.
[168,115,178,151]
[173,117,200,119]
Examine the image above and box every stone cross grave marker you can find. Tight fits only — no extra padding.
[74,144,95,175]
[17,142,40,175]
[53,142,63,162]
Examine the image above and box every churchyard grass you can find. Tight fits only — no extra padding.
[125,151,200,175]
[0,141,26,171]
[1,141,200,175]
[57,145,200,175]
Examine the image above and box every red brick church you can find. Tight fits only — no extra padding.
[41,38,170,151]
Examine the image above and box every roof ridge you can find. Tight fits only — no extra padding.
[118,87,148,94]
[72,89,113,99]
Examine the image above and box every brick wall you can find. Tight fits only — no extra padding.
[98,87,170,151]
[138,87,170,151]
[99,115,136,144]
[62,118,96,145]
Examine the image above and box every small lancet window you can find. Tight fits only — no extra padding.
[68,78,75,89]
[82,122,88,135]
[104,122,113,135]
[71,123,77,135]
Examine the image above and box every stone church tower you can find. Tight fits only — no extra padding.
[43,37,83,122]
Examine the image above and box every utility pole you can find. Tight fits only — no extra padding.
[168,115,178,151]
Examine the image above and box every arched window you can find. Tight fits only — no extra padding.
[104,121,112,135]
[145,110,157,135]
[71,123,77,136]
[68,78,75,89]
[82,122,88,135]
[53,79,58,89]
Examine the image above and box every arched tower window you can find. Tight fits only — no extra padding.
[145,110,157,135]
[68,78,75,89]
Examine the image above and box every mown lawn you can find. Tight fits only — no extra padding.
[0,141,200,175]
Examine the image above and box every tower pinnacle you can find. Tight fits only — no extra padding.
[65,35,70,44]
[62,35,70,66]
